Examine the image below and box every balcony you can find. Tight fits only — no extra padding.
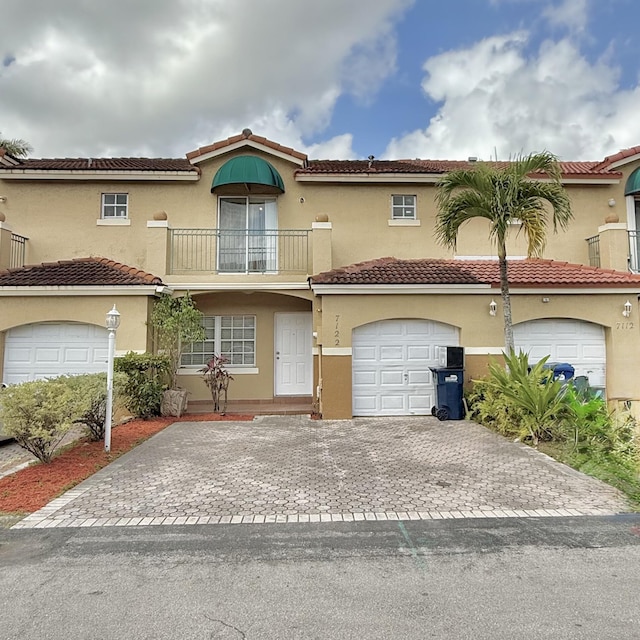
[168,228,310,275]
[586,235,600,268]
[10,233,27,269]
[629,230,640,273]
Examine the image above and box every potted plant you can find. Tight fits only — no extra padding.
[150,292,205,417]
[200,354,233,413]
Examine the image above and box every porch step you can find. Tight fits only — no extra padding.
[188,397,314,416]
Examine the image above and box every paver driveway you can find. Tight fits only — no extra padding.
[14,415,629,529]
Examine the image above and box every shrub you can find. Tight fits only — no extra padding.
[469,351,573,444]
[63,372,128,441]
[0,379,81,462]
[466,378,531,440]
[115,352,169,419]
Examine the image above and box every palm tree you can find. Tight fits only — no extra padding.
[0,133,32,158]
[435,152,573,353]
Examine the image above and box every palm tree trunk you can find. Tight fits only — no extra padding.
[498,244,515,353]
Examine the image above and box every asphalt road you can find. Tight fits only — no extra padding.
[1,516,640,639]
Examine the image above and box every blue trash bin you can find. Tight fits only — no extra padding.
[542,362,575,381]
[429,367,464,421]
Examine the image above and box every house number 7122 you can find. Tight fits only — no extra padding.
[334,314,340,345]
[616,322,634,330]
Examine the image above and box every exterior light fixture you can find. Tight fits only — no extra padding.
[608,198,616,207]
[489,299,497,316]
[623,300,632,318]
[0,196,6,203]
[104,304,121,453]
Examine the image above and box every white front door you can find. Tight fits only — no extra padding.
[352,318,459,416]
[275,313,313,396]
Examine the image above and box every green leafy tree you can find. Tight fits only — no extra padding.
[435,152,573,352]
[0,133,32,158]
[150,293,205,389]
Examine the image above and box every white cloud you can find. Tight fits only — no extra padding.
[542,0,589,33]
[384,31,640,160]
[0,0,411,158]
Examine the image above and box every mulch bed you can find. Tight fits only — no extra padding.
[0,413,253,514]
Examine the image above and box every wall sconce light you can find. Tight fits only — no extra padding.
[623,300,632,317]
[608,198,616,207]
[0,196,6,203]
[489,299,497,316]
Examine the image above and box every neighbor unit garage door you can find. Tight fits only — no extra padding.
[514,318,606,389]
[352,318,459,416]
[3,322,109,385]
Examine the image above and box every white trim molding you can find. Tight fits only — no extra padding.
[179,366,259,375]
[147,220,169,228]
[321,347,352,356]
[388,219,421,226]
[97,218,131,226]
[0,285,159,296]
[0,170,199,181]
[189,139,305,166]
[311,221,332,229]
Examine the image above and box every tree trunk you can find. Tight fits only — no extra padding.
[498,244,515,353]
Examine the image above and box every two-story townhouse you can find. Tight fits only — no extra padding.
[1,130,640,419]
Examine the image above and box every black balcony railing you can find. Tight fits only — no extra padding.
[586,235,600,268]
[169,228,310,274]
[10,233,27,269]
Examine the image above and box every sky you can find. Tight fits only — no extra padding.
[1,0,639,161]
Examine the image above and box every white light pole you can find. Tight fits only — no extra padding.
[104,304,121,453]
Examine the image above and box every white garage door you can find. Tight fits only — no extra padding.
[514,318,606,388]
[3,322,109,385]
[352,318,459,416]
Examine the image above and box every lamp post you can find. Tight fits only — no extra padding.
[104,304,121,453]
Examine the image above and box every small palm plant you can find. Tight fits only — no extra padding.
[486,351,574,445]
[200,355,234,413]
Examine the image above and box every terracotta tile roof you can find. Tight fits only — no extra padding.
[0,257,163,287]
[5,157,197,172]
[298,159,620,179]
[594,145,640,170]
[311,257,640,288]
[186,130,307,162]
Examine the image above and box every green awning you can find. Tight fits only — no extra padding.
[625,167,640,195]
[211,155,285,195]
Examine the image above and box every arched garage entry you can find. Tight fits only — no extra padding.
[352,318,459,416]
[513,318,606,389]
[3,322,108,385]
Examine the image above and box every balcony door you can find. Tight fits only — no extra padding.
[218,197,277,273]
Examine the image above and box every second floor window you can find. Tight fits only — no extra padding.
[102,193,128,219]
[391,195,416,219]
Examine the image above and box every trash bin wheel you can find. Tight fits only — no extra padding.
[431,406,436,416]
[435,407,449,421]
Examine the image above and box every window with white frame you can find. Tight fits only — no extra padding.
[101,193,129,219]
[181,315,256,367]
[391,195,416,219]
